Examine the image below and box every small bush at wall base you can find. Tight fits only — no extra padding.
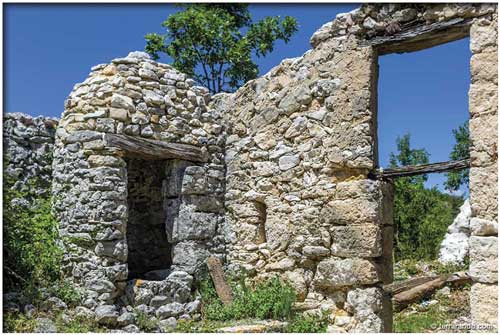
[135,311,159,332]
[285,312,329,333]
[200,276,296,321]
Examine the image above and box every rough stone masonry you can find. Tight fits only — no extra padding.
[3,3,498,332]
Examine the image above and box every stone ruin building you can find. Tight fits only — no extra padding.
[3,3,498,332]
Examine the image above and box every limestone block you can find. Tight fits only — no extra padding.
[469,236,498,283]
[302,245,331,259]
[181,166,208,195]
[172,205,218,242]
[470,165,498,222]
[469,83,497,117]
[284,116,308,139]
[156,302,185,319]
[313,257,379,289]
[470,283,498,331]
[95,305,119,326]
[88,155,124,167]
[471,51,498,84]
[330,225,382,257]
[234,222,261,244]
[86,279,116,293]
[470,22,498,53]
[64,130,102,144]
[164,160,193,197]
[172,241,209,275]
[311,78,341,97]
[470,113,498,166]
[264,213,291,251]
[278,154,300,171]
[95,240,127,262]
[111,94,134,111]
[109,108,128,122]
[278,87,311,116]
[254,131,276,150]
[143,90,164,106]
[95,118,116,133]
[320,198,380,225]
[345,287,384,332]
[470,217,498,236]
[284,268,308,301]
[183,195,223,213]
[265,257,295,271]
[335,179,380,200]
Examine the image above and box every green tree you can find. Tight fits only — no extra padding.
[390,134,463,260]
[145,4,298,93]
[445,121,470,191]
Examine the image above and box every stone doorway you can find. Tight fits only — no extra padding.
[126,158,173,280]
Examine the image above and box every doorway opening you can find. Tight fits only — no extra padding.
[126,158,172,280]
[377,37,472,331]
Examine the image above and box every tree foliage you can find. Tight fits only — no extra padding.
[390,134,464,261]
[445,121,470,191]
[145,4,298,93]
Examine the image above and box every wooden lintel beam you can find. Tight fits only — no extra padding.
[374,159,470,180]
[362,16,478,55]
[103,133,208,163]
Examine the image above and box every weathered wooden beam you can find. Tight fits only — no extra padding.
[374,159,469,180]
[383,275,440,296]
[362,16,478,55]
[103,133,208,162]
[207,257,233,305]
[392,272,471,311]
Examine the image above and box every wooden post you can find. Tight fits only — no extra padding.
[206,257,233,305]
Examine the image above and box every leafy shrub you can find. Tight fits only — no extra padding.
[48,280,82,307]
[3,170,80,307]
[200,276,296,321]
[3,173,62,289]
[3,312,37,332]
[285,312,329,333]
[135,311,158,332]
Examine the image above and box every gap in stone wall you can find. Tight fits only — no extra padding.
[255,201,267,244]
[126,158,172,280]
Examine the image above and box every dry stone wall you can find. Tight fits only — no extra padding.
[3,113,58,199]
[3,3,498,332]
[216,3,497,333]
[51,51,226,321]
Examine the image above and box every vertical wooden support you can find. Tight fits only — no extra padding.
[207,257,233,305]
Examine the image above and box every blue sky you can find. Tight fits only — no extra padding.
[4,4,470,192]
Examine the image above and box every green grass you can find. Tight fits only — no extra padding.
[394,305,448,333]
[3,311,105,333]
[394,285,470,333]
